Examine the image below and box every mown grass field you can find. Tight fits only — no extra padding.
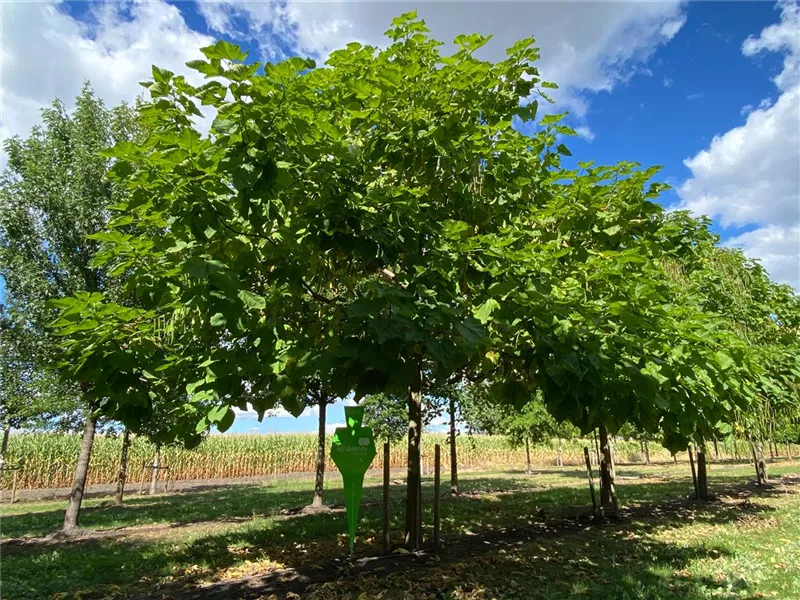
[2,459,799,599]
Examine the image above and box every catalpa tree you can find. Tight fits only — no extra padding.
[54,14,575,547]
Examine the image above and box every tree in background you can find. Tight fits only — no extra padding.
[0,83,139,530]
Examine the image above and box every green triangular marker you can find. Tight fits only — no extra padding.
[330,406,376,554]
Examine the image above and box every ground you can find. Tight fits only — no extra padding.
[2,461,799,600]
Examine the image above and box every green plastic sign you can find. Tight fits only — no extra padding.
[330,406,376,553]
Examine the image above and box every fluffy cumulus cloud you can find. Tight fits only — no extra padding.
[0,1,214,154]
[197,0,687,120]
[677,0,800,289]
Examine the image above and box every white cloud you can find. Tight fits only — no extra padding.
[742,0,800,91]
[575,126,596,142]
[725,225,800,290]
[677,1,800,289]
[198,1,687,122]
[663,76,674,87]
[0,1,214,156]
[686,92,704,100]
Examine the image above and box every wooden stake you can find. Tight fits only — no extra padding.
[583,447,597,517]
[688,446,699,499]
[383,442,390,556]
[434,444,441,549]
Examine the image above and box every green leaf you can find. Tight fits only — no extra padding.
[473,299,500,324]
[200,40,247,62]
[239,290,266,310]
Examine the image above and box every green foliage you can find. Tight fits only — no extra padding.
[0,83,139,432]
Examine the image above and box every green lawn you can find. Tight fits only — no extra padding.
[2,461,799,600]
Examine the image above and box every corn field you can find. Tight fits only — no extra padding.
[2,432,796,490]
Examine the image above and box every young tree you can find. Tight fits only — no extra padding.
[304,380,337,508]
[0,85,139,530]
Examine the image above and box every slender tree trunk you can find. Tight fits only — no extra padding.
[696,445,709,500]
[644,440,650,465]
[525,438,532,474]
[768,439,775,461]
[1,423,10,458]
[733,437,741,461]
[114,429,131,506]
[63,410,97,531]
[448,396,458,495]
[756,440,768,483]
[557,437,563,467]
[712,438,720,460]
[598,425,618,514]
[404,363,423,549]
[787,441,792,460]
[149,446,160,496]
[312,401,327,508]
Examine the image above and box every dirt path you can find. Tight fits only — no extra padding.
[2,466,414,504]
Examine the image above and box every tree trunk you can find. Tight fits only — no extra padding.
[696,445,709,500]
[114,429,131,506]
[312,401,327,508]
[768,439,775,461]
[448,395,458,495]
[149,447,160,496]
[404,363,423,549]
[1,423,10,458]
[643,440,650,465]
[525,438,532,474]
[712,438,720,460]
[756,440,768,483]
[733,437,741,461]
[598,425,618,514]
[787,441,792,460]
[557,437,563,467]
[63,411,97,531]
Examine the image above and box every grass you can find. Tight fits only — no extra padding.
[1,460,799,600]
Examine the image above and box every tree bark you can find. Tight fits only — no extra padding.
[404,363,423,549]
[63,410,97,531]
[557,437,563,467]
[311,401,327,508]
[1,423,10,458]
[525,438,532,474]
[756,440,768,483]
[114,429,131,506]
[149,446,160,496]
[448,395,458,495]
[712,438,720,460]
[696,445,709,500]
[644,440,650,465]
[598,425,618,514]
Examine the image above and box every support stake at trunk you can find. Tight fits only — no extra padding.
[598,425,618,515]
[434,444,441,549]
[583,447,598,517]
[311,400,327,508]
[115,429,131,506]
[449,396,458,495]
[525,438,532,474]
[688,445,699,499]
[404,362,423,550]
[149,447,161,496]
[383,442,390,556]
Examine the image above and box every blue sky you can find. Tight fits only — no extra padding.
[2,1,798,434]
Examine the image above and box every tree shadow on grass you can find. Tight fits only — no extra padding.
[2,476,796,600]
